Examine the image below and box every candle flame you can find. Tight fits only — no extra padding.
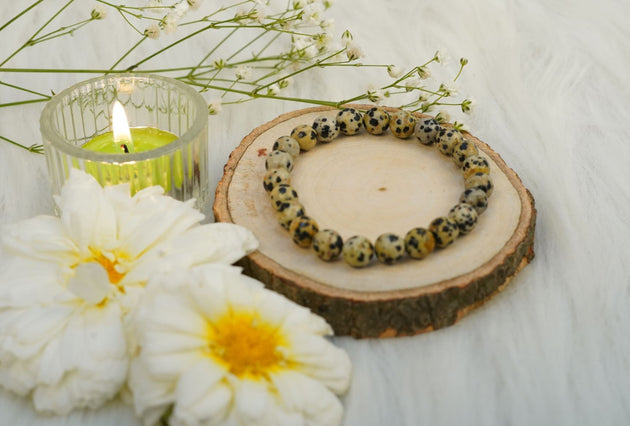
[112,101,134,153]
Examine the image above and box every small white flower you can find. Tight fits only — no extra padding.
[208,99,222,115]
[266,83,281,96]
[129,265,352,426]
[144,24,161,39]
[320,18,334,31]
[252,7,267,23]
[366,85,388,104]
[213,58,226,70]
[235,64,252,80]
[186,0,201,10]
[0,171,257,415]
[163,13,178,34]
[417,65,431,79]
[439,82,458,96]
[279,76,293,89]
[173,0,190,18]
[433,49,449,65]
[91,5,107,19]
[435,110,451,123]
[387,65,403,79]
[341,29,353,46]
[302,2,324,25]
[461,98,475,114]
[345,41,363,61]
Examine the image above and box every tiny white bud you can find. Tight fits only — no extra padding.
[144,24,161,39]
[387,65,403,79]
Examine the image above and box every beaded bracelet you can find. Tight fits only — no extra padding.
[262,107,493,268]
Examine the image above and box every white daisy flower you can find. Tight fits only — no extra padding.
[129,265,352,426]
[0,170,257,415]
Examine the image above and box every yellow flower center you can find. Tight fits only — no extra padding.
[94,252,126,285]
[207,313,287,378]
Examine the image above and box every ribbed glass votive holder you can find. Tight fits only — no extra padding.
[40,74,209,210]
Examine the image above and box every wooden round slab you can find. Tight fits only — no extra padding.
[214,106,536,338]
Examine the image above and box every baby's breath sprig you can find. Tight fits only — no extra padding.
[0,1,474,154]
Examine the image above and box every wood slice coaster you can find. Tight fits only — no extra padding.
[214,105,536,338]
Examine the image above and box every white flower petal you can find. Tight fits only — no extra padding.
[1,215,76,263]
[286,334,352,395]
[172,360,231,425]
[66,262,111,305]
[128,357,175,422]
[58,170,118,255]
[271,370,344,426]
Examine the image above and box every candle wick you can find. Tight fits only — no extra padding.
[122,144,129,153]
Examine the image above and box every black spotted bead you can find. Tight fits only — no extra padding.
[461,155,490,179]
[263,168,291,192]
[452,139,479,168]
[289,215,319,248]
[414,117,440,145]
[448,203,478,234]
[404,227,436,259]
[459,188,488,215]
[290,124,318,151]
[312,116,340,143]
[389,110,417,139]
[276,202,305,230]
[265,150,294,172]
[437,128,464,156]
[429,216,460,248]
[342,235,374,268]
[336,108,363,135]
[269,184,299,211]
[272,136,300,158]
[312,229,343,261]
[465,172,493,197]
[363,107,390,135]
[374,233,405,265]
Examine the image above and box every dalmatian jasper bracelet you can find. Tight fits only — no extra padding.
[262,107,493,268]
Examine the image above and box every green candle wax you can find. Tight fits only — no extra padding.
[82,127,177,153]
[79,127,189,195]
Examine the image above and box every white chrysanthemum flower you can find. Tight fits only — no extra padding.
[0,170,257,415]
[129,265,352,426]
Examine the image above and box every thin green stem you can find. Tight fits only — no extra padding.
[453,62,466,82]
[0,135,44,154]
[0,98,49,108]
[0,80,51,99]
[0,0,46,32]
[0,0,75,67]
[30,19,93,44]
[110,37,147,71]
[129,23,217,69]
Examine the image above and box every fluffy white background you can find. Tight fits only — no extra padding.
[1,0,629,425]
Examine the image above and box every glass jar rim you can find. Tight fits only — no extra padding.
[39,73,207,163]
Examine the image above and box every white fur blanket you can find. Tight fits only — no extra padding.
[0,1,629,424]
